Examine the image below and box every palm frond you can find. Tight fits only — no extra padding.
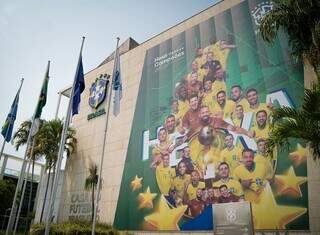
[84,163,99,190]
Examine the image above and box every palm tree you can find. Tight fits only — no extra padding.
[12,119,44,230]
[259,0,320,159]
[38,119,77,222]
[259,0,320,78]
[84,163,98,222]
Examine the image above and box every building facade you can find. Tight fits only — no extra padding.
[53,0,320,234]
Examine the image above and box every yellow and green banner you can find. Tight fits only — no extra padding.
[114,0,309,231]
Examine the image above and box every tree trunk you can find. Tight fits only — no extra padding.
[40,168,51,223]
[92,185,94,223]
[50,164,56,199]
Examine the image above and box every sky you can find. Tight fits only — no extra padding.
[0,0,217,160]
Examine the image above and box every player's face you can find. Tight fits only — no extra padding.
[158,129,167,142]
[235,106,244,119]
[208,188,214,198]
[257,141,266,153]
[199,107,211,125]
[220,187,228,197]
[190,72,198,84]
[192,61,198,71]
[204,80,212,92]
[225,135,234,148]
[191,171,200,183]
[217,92,226,106]
[243,151,254,168]
[183,147,190,157]
[162,155,170,167]
[231,87,241,101]
[207,52,213,62]
[196,188,203,198]
[166,117,175,132]
[171,101,179,112]
[197,48,203,57]
[256,112,267,127]
[200,107,210,118]
[213,188,220,198]
[189,97,199,111]
[247,91,258,106]
[179,86,187,99]
[178,162,187,175]
[215,69,224,81]
[218,164,229,178]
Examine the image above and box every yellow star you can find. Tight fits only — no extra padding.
[131,175,143,191]
[252,183,307,229]
[289,143,309,166]
[137,187,157,209]
[144,195,187,230]
[275,166,307,197]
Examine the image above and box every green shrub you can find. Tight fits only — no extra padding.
[29,221,131,235]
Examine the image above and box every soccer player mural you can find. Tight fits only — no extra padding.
[114,0,309,231]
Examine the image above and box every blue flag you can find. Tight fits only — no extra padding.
[113,49,122,116]
[2,86,21,142]
[72,54,85,116]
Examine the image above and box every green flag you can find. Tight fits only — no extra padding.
[34,61,50,119]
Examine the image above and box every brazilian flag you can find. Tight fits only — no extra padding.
[1,83,22,142]
[34,61,50,119]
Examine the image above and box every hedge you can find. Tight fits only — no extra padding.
[29,221,131,235]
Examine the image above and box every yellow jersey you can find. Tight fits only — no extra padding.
[186,69,206,82]
[202,90,215,107]
[211,80,227,97]
[195,147,221,174]
[186,181,206,201]
[212,178,244,197]
[211,99,236,119]
[194,56,206,68]
[178,100,189,118]
[251,125,269,140]
[156,166,176,196]
[233,162,267,193]
[203,41,231,70]
[254,154,273,180]
[231,116,243,127]
[248,103,272,116]
[172,174,191,199]
[236,98,250,113]
[220,146,243,176]
[173,110,184,129]
[152,139,173,157]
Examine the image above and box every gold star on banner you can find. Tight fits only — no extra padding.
[137,187,157,209]
[144,195,187,230]
[252,183,307,229]
[275,166,307,197]
[289,143,308,166]
[131,175,143,191]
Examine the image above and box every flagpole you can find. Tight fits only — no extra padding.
[55,92,62,119]
[13,156,31,235]
[91,37,120,235]
[6,63,49,235]
[13,140,35,235]
[0,78,24,162]
[44,37,85,235]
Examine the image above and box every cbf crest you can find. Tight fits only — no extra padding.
[89,74,109,109]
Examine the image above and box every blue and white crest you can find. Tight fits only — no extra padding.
[89,74,109,109]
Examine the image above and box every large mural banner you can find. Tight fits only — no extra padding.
[114,0,309,231]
